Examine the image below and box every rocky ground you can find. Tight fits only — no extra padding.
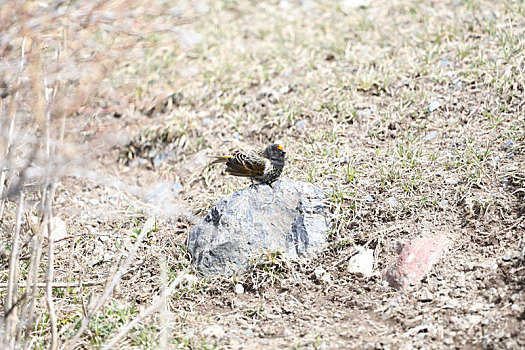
[1,0,524,348]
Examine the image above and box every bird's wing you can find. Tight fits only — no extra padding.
[225,149,267,177]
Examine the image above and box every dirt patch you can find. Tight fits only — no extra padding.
[1,0,524,348]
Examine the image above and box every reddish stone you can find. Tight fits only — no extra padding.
[384,235,449,291]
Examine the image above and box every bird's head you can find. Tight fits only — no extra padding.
[265,144,286,161]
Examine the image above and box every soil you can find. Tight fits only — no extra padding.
[1,0,524,349]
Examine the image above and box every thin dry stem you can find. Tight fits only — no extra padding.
[0,37,24,218]
[20,221,43,349]
[42,41,59,350]
[0,281,105,288]
[159,256,169,350]
[3,192,23,349]
[65,216,156,349]
[101,269,187,350]
[45,185,58,350]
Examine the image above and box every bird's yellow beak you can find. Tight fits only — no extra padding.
[276,144,284,151]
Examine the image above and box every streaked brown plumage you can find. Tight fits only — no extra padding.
[209,144,286,186]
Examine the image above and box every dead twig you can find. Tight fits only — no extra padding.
[65,216,156,349]
[20,215,44,350]
[45,184,58,350]
[159,256,169,350]
[3,192,23,349]
[0,281,106,288]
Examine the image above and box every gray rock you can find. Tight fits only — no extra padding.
[187,179,330,275]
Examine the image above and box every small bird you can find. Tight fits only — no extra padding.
[209,144,286,187]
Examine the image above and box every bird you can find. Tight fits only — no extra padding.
[209,144,286,187]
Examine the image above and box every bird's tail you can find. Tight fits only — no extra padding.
[208,155,234,165]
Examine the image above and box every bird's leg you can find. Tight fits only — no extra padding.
[249,179,258,190]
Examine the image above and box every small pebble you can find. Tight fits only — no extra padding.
[416,287,433,302]
[113,283,121,295]
[364,194,374,202]
[342,0,370,10]
[279,0,293,10]
[295,120,307,130]
[50,217,68,242]
[347,246,375,278]
[234,283,245,294]
[171,183,183,195]
[386,197,398,206]
[335,156,349,164]
[87,259,101,267]
[313,266,331,283]
[428,101,441,113]
[202,324,225,339]
[423,131,439,141]
[356,106,376,117]
[466,314,482,325]
[184,274,199,287]
[314,266,326,280]
[445,177,460,185]
[279,85,291,94]
[502,140,514,151]
[321,272,332,284]
[440,59,451,66]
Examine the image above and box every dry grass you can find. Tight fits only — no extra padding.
[1,0,524,348]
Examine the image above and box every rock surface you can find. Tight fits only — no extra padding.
[347,246,375,278]
[384,235,449,290]
[187,179,330,275]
